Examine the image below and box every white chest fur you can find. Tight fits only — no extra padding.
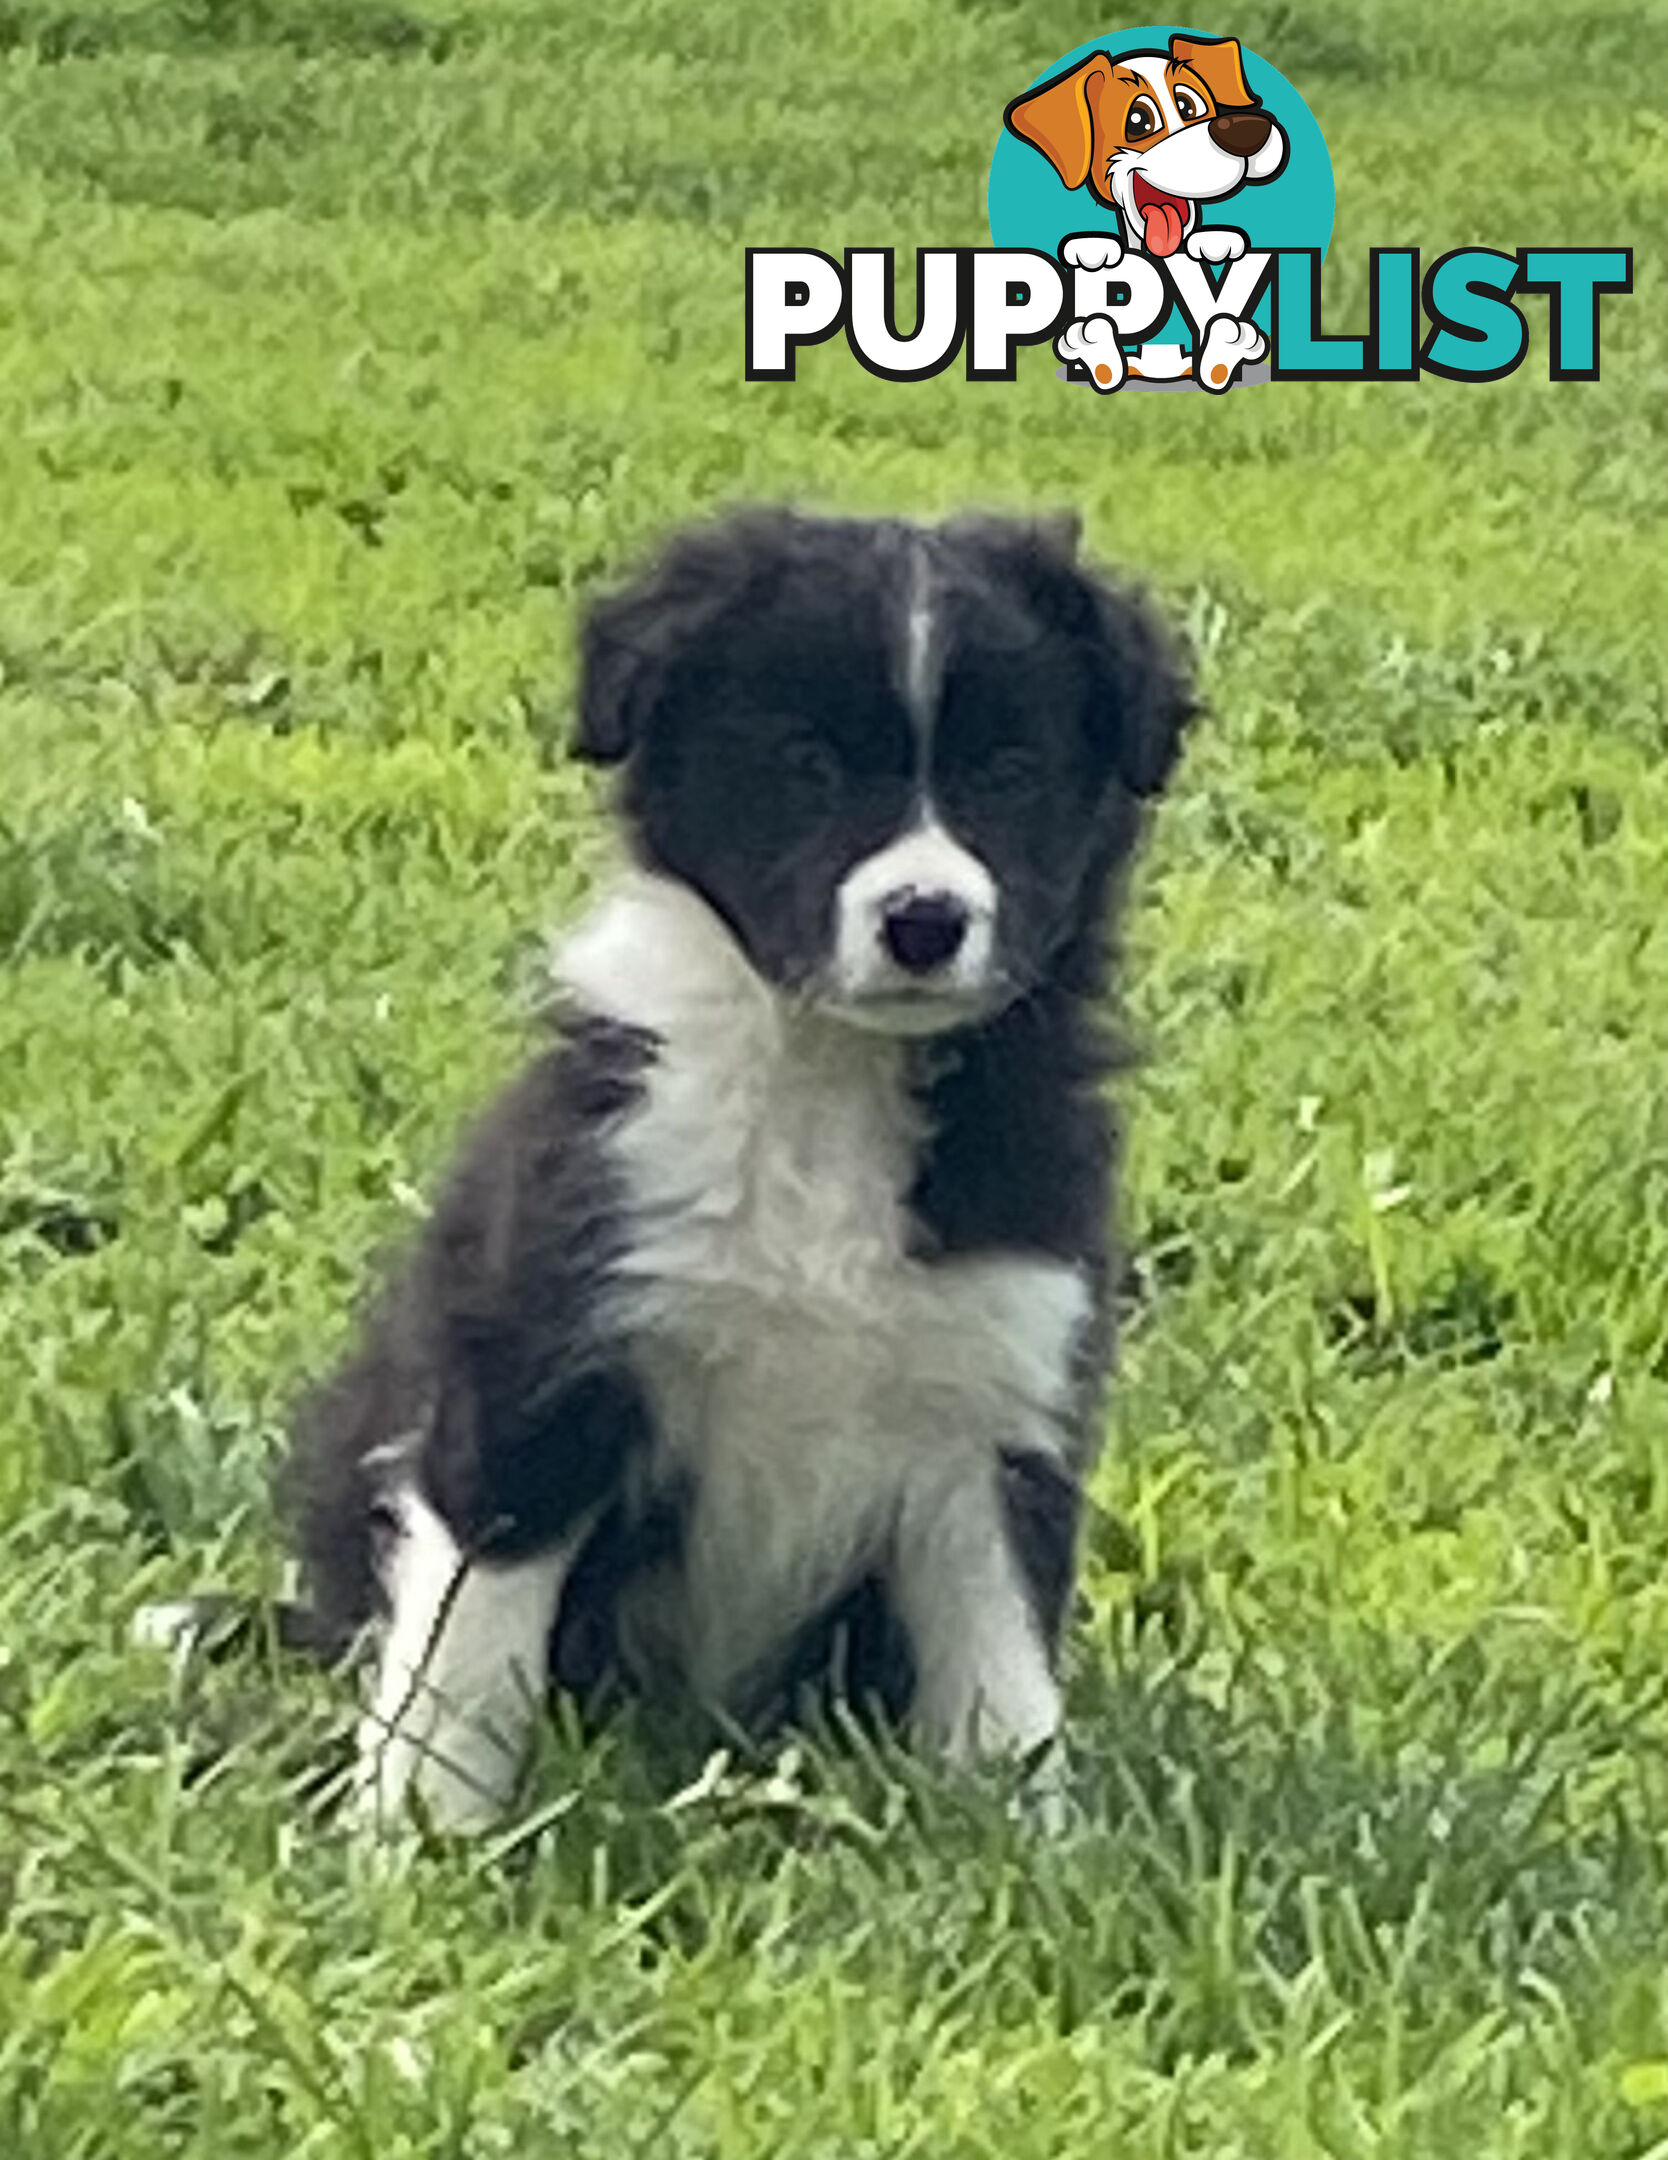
[554,875,1090,1699]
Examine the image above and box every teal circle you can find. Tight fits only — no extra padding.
[988,23,1334,343]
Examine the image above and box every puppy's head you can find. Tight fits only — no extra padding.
[1005,34,1287,256]
[574,508,1194,1036]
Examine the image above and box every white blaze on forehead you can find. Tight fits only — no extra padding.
[902,534,940,764]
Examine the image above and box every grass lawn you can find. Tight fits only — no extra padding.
[3,0,1667,2151]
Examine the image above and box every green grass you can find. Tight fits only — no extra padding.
[2,0,1667,2150]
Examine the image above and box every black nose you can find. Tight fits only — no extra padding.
[1209,107,1272,156]
[882,891,969,975]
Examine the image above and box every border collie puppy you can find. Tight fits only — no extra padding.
[285,508,1195,1830]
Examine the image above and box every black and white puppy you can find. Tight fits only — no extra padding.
[285,508,1195,1830]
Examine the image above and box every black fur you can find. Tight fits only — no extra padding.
[996,1448,1084,1650]
[283,1018,656,1646]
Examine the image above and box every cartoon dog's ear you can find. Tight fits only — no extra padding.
[1169,33,1259,109]
[1004,54,1115,191]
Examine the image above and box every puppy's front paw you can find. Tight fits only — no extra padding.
[1196,313,1267,392]
[1055,315,1125,394]
[1007,1735,1080,1839]
[1186,225,1247,266]
[1062,231,1124,272]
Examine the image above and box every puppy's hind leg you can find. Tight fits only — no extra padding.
[356,1485,587,1835]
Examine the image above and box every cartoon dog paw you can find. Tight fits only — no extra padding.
[1196,314,1267,392]
[1185,227,1248,266]
[1055,315,1125,394]
[1061,232,1124,272]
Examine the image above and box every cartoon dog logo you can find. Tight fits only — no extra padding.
[1005,33,1288,391]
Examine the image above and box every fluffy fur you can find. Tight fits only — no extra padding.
[283,507,1195,1830]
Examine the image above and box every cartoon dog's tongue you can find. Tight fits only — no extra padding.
[1132,176,1188,258]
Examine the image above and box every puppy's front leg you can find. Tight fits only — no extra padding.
[893,1461,1066,1765]
[357,1485,582,1834]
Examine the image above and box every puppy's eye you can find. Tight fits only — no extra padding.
[779,737,841,806]
[984,743,1044,793]
[1125,96,1162,141]
[1173,86,1204,123]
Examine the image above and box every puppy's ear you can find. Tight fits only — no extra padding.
[572,512,791,765]
[1013,518,1198,797]
[1004,54,1114,191]
[571,546,721,767]
[1170,33,1258,110]
[573,584,655,765]
[1033,507,1084,560]
[944,514,1198,798]
[1082,568,1200,798]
